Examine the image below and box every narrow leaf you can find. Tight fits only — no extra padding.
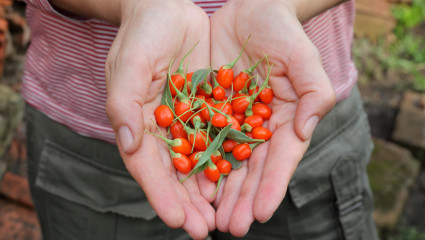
[191,69,211,93]
[193,125,232,169]
[225,152,242,169]
[179,162,207,183]
[161,76,174,111]
[226,129,265,143]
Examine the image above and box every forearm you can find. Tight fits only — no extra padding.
[48,0,123,24]
[291,0,348,23]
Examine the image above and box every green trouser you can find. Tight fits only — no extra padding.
[26,85,379,240]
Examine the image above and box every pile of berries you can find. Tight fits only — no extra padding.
[149,40,274,191]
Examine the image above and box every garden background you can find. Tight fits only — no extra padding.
[0,0,425,239]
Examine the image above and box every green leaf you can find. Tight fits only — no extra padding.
[179,162,207,183]
[191,69,211,93]
[194,125,232,168]
[161,75,174,111]
[180,125,232,182]
[225,152,242,169]
[226,129,265,143]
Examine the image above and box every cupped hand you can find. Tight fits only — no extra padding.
[104,0,213,239]
[210,0,336,236]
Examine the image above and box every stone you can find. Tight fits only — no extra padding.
[367,138,420,231]
[392,90,425,149]
[402,169,425,233]
[0,161,5,181]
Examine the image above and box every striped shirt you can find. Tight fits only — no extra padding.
[22,0,357,143]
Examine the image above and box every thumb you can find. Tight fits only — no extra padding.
[105,44,152,155]
[287,37,336,141]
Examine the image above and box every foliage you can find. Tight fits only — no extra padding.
[354,0,425,92]
[392,0,425,37]
[391,227,425,240]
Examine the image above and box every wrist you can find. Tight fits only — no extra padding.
[288,0,348,23]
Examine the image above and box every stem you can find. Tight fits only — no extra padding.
[175,41,199,75]
[245,56,266,75]
[182,60,190,96]
[249,141,263,150]
[224,34,252,69]
[144,129,174,145]
[211,174,225,198]
[240,75,255,94]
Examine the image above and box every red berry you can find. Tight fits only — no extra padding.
[174,101,193,122]
[233,72,251,92]
[204,164,220,182]
[231,94,250,114]
[216,66,233,89]
[259,87,273,104]
[170,121,188,139]
[211,113,227,128]
[169,74,185,97]
[227,116,241,131]
[232,143,252,161]
[154,105,174,127]
[252,127,272,141]
[211,150,222,164]
[248,86,260,102]
[233,113,245,126]
[222,139,237,152]
[213,86,226,101]
[244,115,264,129]
[217,159,232,174]
[189,131,211,151]
[252,103,272,120]
[171,138,192,156]
[189,151,202,168]
[173,154,191,174]
[214,102,233,116]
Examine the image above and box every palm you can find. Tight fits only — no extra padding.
[105,1,215,239]
[211,0,335,236]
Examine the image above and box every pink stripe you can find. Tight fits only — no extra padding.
[23,0,357,142]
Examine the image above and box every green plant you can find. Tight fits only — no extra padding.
[392,0,425,38]
[392,227,425,240]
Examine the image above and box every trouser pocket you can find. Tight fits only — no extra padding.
[35,140,156,220]
[331,157,365,240]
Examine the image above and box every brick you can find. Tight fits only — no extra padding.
[0,197,41,240]
[355,0,396,41]
[0,172,33,208]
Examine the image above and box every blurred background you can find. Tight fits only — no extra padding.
[0,0,425,239]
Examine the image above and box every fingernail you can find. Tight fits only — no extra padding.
[259,215,273,224]
[303,116,319,140]
[118,126,134,153]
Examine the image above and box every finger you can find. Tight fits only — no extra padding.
[179,172,216,232]
[213,177,226,207]
[286,37,336,141]
[228,142,269,237]
[123,134,185,228]
[253,122,309,223]
[105,22,157,154]
[197,171,218,203]
[215,161,248,232]
[182,203,209,240]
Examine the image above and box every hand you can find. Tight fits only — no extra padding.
[210,0,336,236]
[104,1,213,239]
